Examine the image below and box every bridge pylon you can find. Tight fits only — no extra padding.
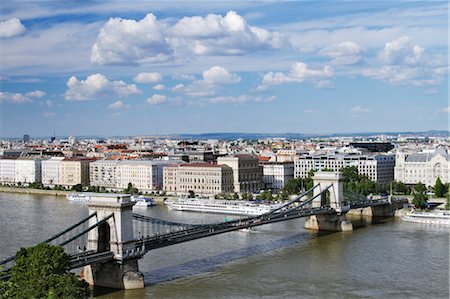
[304,172,353,232]
[80,194,144,289]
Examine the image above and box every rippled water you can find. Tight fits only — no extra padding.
[0,192,448,298]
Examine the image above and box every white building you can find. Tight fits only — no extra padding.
[42,157,64,186]
[394,146,450,186]
[261,162,294,192]
[294,153,395,183]
[217,154,263,193]
[89,160,120,189]
[0,158,17,183]
[15,158,42,184]
[116,160,175,192]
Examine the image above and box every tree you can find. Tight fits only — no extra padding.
[414,182,427,194]
[71,184,83,192]
[434,177,445,197]
[412,182,428,209]
[124,182,138,194]
[0,243,90,299]
[282,178,302,195]
[341,166,359,183]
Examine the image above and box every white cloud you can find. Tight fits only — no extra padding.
[91,11,288,66]
[304,109,316,114]
[259,62,334,89]
[64,73,141,101]
[439,107,450,114]
[46,100,53,107]
[185,66,241,97]
[133,72,163,83]
[172,83,185,92]
[379,36,424,65]
[351,106,370,114]
[319,41,363,65]
[0,90,46,104]
[146,94,167,105]
[0,18,26,38]
[205,95,275,104]
[172,11,287,56]
[108,100,129,110]
[172,73,196,81]
[153,84,165,91]
[91,13,173,65]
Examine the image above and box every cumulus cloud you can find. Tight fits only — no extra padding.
[91,13,173,65]
[146,94,167,105]
[46,100,53,107]
[64,73,141,101]
[185,66,241,97]
[206,95,275,104]
[108,100,129,110]
[0,90,46,104]
[91,11,287,65]
[133,72,163,83]
[259,62,334,89]
[172,83,185,92]
[319,41,363,65]
[172,11,287,56]
[0,18,26,38]
[379,36,424,65]
[153,84,165,91]
[351,106,370,114]
[440,107,450,114]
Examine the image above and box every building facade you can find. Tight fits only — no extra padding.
[394,146,450,186]
[15,158,42,184]
[89,160,120,189]
[217,155,263,193]
[116,160,174,192]
[42,157,64,186]
[294,153,395,183]
[163,163,234,195]
[0,158,17,184]
[261,162,294,192]
[60,158,95,187]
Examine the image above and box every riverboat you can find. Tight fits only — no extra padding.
[402,210,450,226]
[132,195,156,207]
[66,193,91,202]
[165,198,278,216]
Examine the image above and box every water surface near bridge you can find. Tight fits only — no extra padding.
[0,192,448,298]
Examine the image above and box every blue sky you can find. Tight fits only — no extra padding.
[0,1,448,138]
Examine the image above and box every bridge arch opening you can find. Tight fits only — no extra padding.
[97,222,111,252]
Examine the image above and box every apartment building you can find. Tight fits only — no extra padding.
[217,154,263,193]
[116,160,175,191]
[394,146,450,186]
[15,158,42,184]
[60,158,95,187]
[42,157,64,186]
[261,162,294,192]
[294,153,395,183]
[163,163,234,195]
[0,158,17,183]
[89,159,120,189]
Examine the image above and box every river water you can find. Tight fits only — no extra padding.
[0,192,448,298]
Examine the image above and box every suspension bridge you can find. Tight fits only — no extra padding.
[0,172,406,289]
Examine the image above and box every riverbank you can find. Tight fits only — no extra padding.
[0,186,71,197]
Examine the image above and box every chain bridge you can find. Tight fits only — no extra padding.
[0,172,406,289]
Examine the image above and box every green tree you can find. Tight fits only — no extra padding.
[71,184,83,192]
[414,182,427,194]
[341,166,359,183]
[282,178,302,195]
[0,243,90,299]
[433,177,445,197]
[124,182,138,194]
[412,193,428,209]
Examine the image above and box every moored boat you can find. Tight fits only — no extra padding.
[66,193,91,202]
[401,210,450,225]
[132,195,156,207]
[165,197,279,216]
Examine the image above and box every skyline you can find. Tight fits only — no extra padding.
[0,1,448,137]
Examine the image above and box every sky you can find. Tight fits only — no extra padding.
[0,1,448,138]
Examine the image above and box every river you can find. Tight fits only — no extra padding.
[0,192,448,298]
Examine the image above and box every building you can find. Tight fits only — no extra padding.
[294,153,395,183]
[60,158,95,187]
[23,134,30,143]
[261,162,294,192]
[42,157,64,186]
[163,163,234,195]
[15,158,42,184]
[217,155,263,193]
[0,158,17,183]
[116,160,174,192]
[89,159,120,189]
[394,146,450,186]
[349,142,394,153]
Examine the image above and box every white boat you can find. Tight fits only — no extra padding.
[165,198,278,216]
[132,195,156,207]
[66,193,91,202]
[402,210,450,226]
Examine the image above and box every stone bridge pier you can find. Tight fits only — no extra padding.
[80,194,144,290]
[304,172,353,232]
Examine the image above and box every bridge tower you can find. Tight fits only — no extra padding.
[81,194,144,289]
[304,172,353,232]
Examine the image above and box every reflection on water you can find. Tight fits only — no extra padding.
[0,192,448,299]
